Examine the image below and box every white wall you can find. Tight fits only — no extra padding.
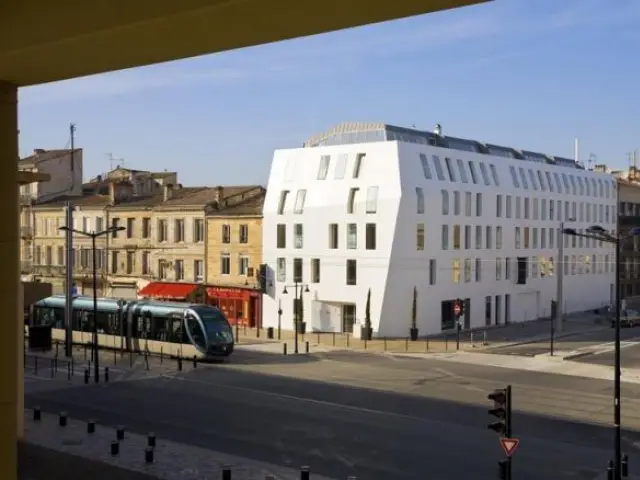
[262,139,617,337]
[36,150,83,200]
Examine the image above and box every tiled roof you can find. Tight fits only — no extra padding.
[20,148,80,167]
[206,186,266,216]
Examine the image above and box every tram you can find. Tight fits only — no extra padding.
[31,295,234,359]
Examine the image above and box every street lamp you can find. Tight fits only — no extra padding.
[556,218,575,334]
[59,225,125,383]
[562,224,640,480]
[282,282,310,354]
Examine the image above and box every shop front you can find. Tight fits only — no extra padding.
[206,285,261,327]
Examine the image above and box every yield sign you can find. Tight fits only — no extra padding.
[500,438,520,457]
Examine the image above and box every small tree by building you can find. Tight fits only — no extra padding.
[410,286,419,341]
[363,288,373,340]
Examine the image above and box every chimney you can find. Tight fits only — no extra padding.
[109,182,116,205]
[214,186,223,203]
[34,148,46,155]
[164,184,173,202]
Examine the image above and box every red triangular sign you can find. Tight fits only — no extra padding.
[500,438,520,457]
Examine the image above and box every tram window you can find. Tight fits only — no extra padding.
[151,317,169,341]
[170,319,183,343]
[96,311,111,334]
[186,316,206,348]
[108,313,121,336]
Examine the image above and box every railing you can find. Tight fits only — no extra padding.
[33,265,66,276]
[20,261,32,274]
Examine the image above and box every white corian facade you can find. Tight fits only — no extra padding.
[262,122,617,336]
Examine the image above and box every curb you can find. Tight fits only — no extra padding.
[480,325,608,350]
[562,350,597,361]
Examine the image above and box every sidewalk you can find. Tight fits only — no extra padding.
[392,350,640,384]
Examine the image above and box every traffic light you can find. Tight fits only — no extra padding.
[487,387,510,436]
[454,298,465,318]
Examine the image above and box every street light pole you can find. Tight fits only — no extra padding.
[282,281,309,355]
[614,236,622,479]
[92,233,99,384]
[556,221,565,333]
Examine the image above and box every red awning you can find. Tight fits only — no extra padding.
[138,282,198,300]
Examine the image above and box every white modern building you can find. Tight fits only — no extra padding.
[261,122,618,337]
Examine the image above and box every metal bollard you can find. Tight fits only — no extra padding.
[84,368,89,384]
[87,420,95,434]
[178,357,183,371]
[59,412,67,427]
[607,460,614,480]
[129,351,133,367]
[114,348,117,366]
[283,343,287,355]
[305,341,309,354]
[300,466,310,480]
[222,467,231,480]
[147,433,156,447]
[160,346,163,364]
[84,343,87,360]
[33,407,41,421]
[34,356,38,375]
[110,440,119,456]
[193,355,197,368]
[50,359,55,378]
[104,367,109,383]
[116,425,125,440]
[145,447,154,464]
[55,341,59,358]
[622,454,629,477]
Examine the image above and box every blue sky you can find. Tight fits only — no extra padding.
[18,0,640,186]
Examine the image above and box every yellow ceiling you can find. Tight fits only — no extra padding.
[0,0,489,86]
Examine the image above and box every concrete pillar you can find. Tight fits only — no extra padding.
[0,79,20,480]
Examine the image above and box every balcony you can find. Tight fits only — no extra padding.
[20,225,33,238]
[20,261,32,274]
[33,265,66,276]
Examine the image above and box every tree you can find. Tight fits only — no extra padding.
[411,286,417,330]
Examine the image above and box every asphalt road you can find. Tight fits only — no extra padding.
[486,326,640,357]
[24,350,640,480]
[575,341,640,368]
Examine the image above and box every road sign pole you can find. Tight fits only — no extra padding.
[506,385,512,480]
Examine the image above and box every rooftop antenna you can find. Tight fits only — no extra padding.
[434,124,442,136]
[107,152,125,170]
[574,138,579,163]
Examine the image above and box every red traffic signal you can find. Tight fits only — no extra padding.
[454,298,464,317]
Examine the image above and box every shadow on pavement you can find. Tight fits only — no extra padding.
[225,347,321,366]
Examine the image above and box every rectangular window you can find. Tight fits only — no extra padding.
[220,254,230,275]
[311,259,320,283]
[222,224,231,243]
[417,223,425,250]
[457,159,469,183]
[174,219,185,242]
[142,251,150,275]
[489,164,500,186]
[346,259,357,285]
[353,154,365,178]
[479,163,491,185]
[465,192,472,216]
[329,224,339,249]
[444,157,457,182]
[441,225,449,250]
[416,187,425,214]
[276,224,286,248]
[505,257,511,280]
[468,161,478,184]
[334,153,348,179]
[366,186,379,214]
[277,190,289,215]
[293,258,303,283]
[432,156,445,180]
[475,258,482,282]
[294,189,307,214]
[452,259,461,284]
[366,223,376,250]
[347,188,359,214]
[193,219,205,242]
[419,153,432,179]
[277,257,286,282]
[441,190,449,215]
[475,226,482,249]
[347,223,357,249]
[509,166,520,188]
[496,226,503,249]
[454,191,460,215]
[476,193,482,216]
[464,225,471,249]
[194,259,204,281]
[453,225,461,249]
[485,226,492,249]
[126,218,135,238]
[464,258,472,283]
[175,259,184,280]
[496,195,502,217]
[317,155,330,179]
[429,259,436,285]
[496,258,502,281]
[294,223,303,249]
[239,224,249,244]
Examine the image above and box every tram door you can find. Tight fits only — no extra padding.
[184,314,207,352]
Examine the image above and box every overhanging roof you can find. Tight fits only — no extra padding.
[0,0,489,86]
[18,171,50,185]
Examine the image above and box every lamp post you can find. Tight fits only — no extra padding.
[282,281,310,354]
[59,225,125,383]
[562,224,640,480]
[556,218,575,334]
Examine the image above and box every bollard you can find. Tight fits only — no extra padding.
[87,420,95,434]
[305,341,309,354]
[114,348,117,366]
[178,357,183,371]
[300,466,310,480]
[607,460,614,480]
[222,467,231,480]
[84,343,87,360]
[622,454,629,477]
[129,351,133,367]
[283,343,287,355]
[59,412,67,427]
[50,358,55,378]
[483,330,488,345]
[84,368,89,384]
[145,447,154,464]
[110,441,119,456]
[67,361,71,381]
[193,355,197,368]
[147,433,156,447]
[55,341,59,358]
[116,425,125,440]
[104,367,109,383]
[160,346,163,364]
[71,357,75,376]
[34,356,38,375]
[33,407,41,421]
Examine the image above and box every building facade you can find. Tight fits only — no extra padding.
[262,122,618,337]
[205,186,265,326]
[618,170,640,298]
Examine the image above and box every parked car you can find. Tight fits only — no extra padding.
[611,309,640,328]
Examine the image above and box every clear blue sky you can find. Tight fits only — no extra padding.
[18,0,640,186]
